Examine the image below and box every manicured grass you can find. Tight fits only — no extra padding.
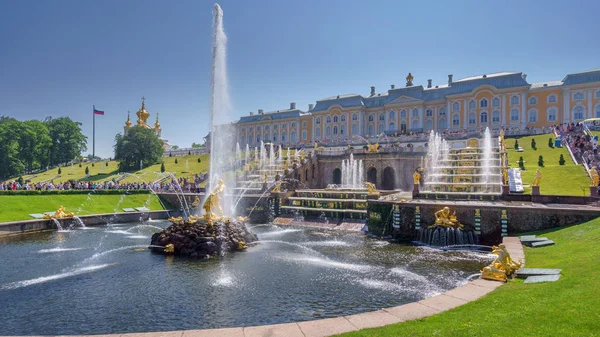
[338,218,600,337]
[506,134,590,196]
[119,154,210,183]
[19,160,120,184]
[0,194,164,222]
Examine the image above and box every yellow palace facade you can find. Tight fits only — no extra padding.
[234,69,600,147]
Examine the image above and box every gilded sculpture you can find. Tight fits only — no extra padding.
[43,205,74,219]
[502,167,509,185]
[431,206,464,229]
[532,169,542,187]
[481,244,522,282]
[366,142,379,153]
[272,181,283,193]
[413,171,421,185]
[589,167,599,187]
[202,179,225,219]
[363,181,378,195]
[406,72,414,86]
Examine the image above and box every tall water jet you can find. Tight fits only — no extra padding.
[481,127,493,191]
[341,153,364,189]
[209,3,234,215]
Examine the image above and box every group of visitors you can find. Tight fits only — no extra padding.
[559,123,600,176]
[0,173,207,193]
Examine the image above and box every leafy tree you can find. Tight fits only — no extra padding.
[17,176,23,185]
[175,158,178,164]
[538,155,544,167]
[18,120,52,171]
[105,161,108,167]
[559,154,566,165]
[514,139,519,150]
[518,156,525,170]
[0,118,25,178]
[160,162,165,173]
[171,145,179,150]
[113,126,164,171]
[531,138,536,150]
[85,166,89,175]
[58,167,62,175]
[191,142,203,148]
[44,117,87,167]
[548,138,554,148]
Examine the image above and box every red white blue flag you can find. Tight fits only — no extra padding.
[93,109,104,115]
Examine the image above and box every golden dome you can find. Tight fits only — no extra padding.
[136,97,151,128]
[125,111,132,128]
[154,113,161,130]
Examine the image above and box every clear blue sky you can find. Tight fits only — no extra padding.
[1,0,599,158]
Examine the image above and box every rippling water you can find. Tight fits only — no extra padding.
[0,221,493,335]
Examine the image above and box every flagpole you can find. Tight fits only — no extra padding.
[93,105,95,160]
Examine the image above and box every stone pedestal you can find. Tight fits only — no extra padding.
[590,186,598,197]
[412,183,420,198]
[502,185,510,195]
[532,186,540,195]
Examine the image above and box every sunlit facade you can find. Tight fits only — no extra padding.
[234,69,600,147]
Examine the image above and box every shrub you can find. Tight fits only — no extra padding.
[175,158,178,164]
[85,166,89,175]
[17,176,24,185]
[548,138,554,148]
[169,153,172,157]
[514,139,519,150]
[105,162,109,167]
[58,167,62,175]
[92,163,95,167]
[197,158,201,163]
[559,154,566,165]
[531,138,537,150]
[188,151,191,155]
[79,163,82,167]
[161,162,165,173]
[518,156,525,170]
[538,155,544,167]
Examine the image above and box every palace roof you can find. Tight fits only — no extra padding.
[237,108,309,124]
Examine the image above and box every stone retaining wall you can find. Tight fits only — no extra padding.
[0,210,169,237]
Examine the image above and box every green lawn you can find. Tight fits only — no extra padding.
[506,134,590,196]
[0,194,164,222]
[14,154,210,184]
[20,160,120,184]
[118,154,210,183]
[338,218,600,337]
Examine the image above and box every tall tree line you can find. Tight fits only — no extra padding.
[0,116,87,179]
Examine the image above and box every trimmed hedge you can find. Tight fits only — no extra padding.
[0,189,152,196]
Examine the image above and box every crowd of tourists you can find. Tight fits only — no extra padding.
[559,123,600,174]
[0,174,206,193]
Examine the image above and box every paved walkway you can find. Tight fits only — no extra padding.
[48,237,524,337]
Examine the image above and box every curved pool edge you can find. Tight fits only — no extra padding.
[15,237,525,337]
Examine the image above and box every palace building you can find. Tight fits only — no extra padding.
[124,98,170,149]
[233,68,600,147]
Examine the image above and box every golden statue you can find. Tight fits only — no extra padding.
[363,182,378,195]
[236,216,248,222]
[272,181,283,193]
[263,173,268,184]
[406,72,414,86]
[168,216,184,225]
[202,179,225,219]
[481,244,522,282]
[284,161,289,170]
[532,169,542,187]
[43,205,74,219]
[502,167,509,185]
[590,167,599,187]
[314,142,318,150]
[184,215,201,225]
[432,206,464,229]
[413,171,421,185]
[300,151,305,161]
[367,142,379,153]
[499,129,505,149]
[164,244,175,254]
[191,196,200,209]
